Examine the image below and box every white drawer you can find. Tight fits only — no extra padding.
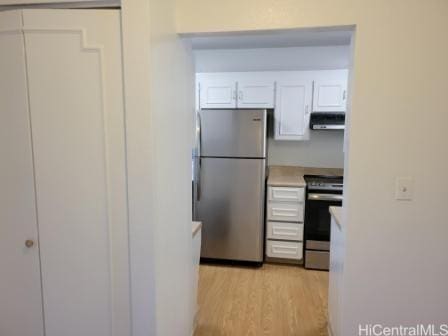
[266,240,303,260]
[268,186,304,203]
[267,202,304,222]
[267,221,303,241]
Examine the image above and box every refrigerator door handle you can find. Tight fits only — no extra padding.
[196,113,202,201]
[198,112,202,160]
[197,158,201,201]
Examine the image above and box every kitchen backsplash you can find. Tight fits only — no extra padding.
[266,111,344,168]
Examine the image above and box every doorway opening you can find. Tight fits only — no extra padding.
[185,26,356,336]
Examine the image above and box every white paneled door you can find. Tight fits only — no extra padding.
[0,9,130,336]
[0,11,45,336]
[275,79,312,140]
[199,79,237,108]
[313,79,348,112]
[236,80,275,108]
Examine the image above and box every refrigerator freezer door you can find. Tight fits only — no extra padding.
[197,158,266,262]
[200,109,267,158]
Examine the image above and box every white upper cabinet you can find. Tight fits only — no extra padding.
[198,73,275,109]
[275,79,312,141]
[196,70,348,141]
[236,79,275,108]
[313,75,348,112]
[199,78,237,109]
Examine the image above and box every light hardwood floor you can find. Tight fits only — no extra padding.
[194,263,329,336]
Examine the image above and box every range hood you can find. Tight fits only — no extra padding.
[310,112,345,130]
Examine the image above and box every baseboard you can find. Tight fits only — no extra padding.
[192,305,199,336]
[264,257,303,265]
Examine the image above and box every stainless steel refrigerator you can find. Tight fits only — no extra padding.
[193,109,267,262]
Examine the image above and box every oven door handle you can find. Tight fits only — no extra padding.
[308,193,343,202]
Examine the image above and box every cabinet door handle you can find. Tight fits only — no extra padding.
[343,90,347,100]
[238,91,243,101]
[305,105,309,115]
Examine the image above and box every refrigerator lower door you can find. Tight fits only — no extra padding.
[197,158,266,262]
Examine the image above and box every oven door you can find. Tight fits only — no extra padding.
[305,192,343,242]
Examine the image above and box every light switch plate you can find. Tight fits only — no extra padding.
[395,177,414,201]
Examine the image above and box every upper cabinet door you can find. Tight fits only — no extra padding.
[237,80,275,108]
[313,78,348,112]
[199,79,237,109]
[275,79,313,141]
[23,9,130,336]
[0,11,45,336]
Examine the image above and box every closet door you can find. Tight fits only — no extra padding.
[0,11,45,336]
[23,10,130,336]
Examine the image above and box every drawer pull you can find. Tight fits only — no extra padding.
[272,192,298,199]
[272,228,298,236]
[272,208,298,217]
[272,245,298,255]
[266,241,303,259]
[267,222,303,241]
[269,187,304,202]
[268,203,304,222]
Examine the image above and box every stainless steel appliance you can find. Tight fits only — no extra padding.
[304,175,343,270]
[310,112,345,130]
[193,109,267,263]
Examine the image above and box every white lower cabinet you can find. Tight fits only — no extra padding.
[265,186,305,262]
[266,241,303,260]
[267,201,304,222]
[267,221,304,241]
[268,186,305,202]
[328,215,345,336]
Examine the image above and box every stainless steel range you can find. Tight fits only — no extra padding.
[304,175,343,270]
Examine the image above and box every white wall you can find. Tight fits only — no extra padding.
[194,45,350,72]
[147,2,195,335]
[194,46,349,168]
[122,0,195,335]
[177,1,448,335]
[267,130,345,168]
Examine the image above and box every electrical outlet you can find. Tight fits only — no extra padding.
[395,177,414,201]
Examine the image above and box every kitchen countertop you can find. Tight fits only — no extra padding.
[267,165,344,187]
[329,206,343,230]
[192,221,202,237]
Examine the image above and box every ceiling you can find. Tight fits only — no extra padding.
[189,29,352,50]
